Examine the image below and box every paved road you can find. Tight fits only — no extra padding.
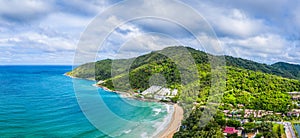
[276,122,297,138]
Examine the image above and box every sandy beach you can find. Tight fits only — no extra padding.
[158,104,184,138]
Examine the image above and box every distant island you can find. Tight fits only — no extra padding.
[67,46,300,138]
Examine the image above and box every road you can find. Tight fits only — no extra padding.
[275,122,297,138]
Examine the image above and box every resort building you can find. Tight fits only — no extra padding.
[141,85,178,101]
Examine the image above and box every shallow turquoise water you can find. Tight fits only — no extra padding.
[0,66,172,137]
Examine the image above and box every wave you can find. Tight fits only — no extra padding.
[153,104,174,137]
[123,129,132,134]
[152,108,162,116]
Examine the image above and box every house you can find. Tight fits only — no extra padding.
[287,111,300,117]
[237,104,244,108]
[223,110,230,114]
[288,92,300,100]
[292,95,300,100]
[293,109,300,112]
[223,126,238,135]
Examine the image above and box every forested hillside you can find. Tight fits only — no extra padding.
[67,46,300,137]
[67,46,300,111]
[271,62,300,80]
[67,46,300,81]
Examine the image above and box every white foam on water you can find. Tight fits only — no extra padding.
[123,129,132,134]
[152,108,162,116]
[150,104,174,137]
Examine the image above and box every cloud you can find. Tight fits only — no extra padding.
[113,33,182,58]
[0,0,111,65]
[181,0,300,64]
[221,34,297,63]
[213,9,267,38]
[0,0,300,65]
[202,0,300,38]
[184,1,270,38]
[224,34,287,53]
[56,0,108,16]
[0,0,53,22]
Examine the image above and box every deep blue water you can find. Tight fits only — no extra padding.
[0,66,172,137]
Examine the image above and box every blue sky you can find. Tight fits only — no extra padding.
[0,0,300,65]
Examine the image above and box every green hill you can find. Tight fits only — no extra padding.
[67,46,300,81]
[271,62,300,79]
[67,46,300,111]
[67,46,300,137]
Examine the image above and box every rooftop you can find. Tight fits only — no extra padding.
[223,126,238,134]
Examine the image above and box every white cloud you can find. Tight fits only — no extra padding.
[58,0,107,15]
[0,0,108,65]
[191,2,269,38]
[113,33,181,59]
[0,0,53,21]
[216,9,267,37]
[224,34,287,53]
[221,34,296,63]
[0,0,300,65]
[41,13,91,31]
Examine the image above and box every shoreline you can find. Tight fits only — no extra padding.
[65,74,184,137]
[92,83,134,99]
[93,82,185,137]
[64,73,171,102]
[157,104,184,138]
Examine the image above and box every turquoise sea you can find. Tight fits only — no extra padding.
[0,66,173,137]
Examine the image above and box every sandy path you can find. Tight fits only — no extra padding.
[157,104,184,138]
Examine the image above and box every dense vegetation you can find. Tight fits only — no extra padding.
[66,59,113,80]
[224,67,300,112]
[225,56,300,80]
[67,46,300,112]
[102,56,182,91]
[173,109,224,138]
[173,108,285,138]
[272,62,300,80]
[67,46,300,137]
[68,46,300,81]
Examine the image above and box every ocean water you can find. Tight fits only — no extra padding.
[0,66,173,138]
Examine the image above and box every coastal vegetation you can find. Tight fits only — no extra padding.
[173,109,224,137]
[173,108,286,138]
[68,46,300,82]
[67,46,300,111]
[67,46,300,137]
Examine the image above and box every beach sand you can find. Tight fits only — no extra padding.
[158,104,184,138]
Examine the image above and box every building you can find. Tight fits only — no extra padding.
[223,126,238,135]
[141,85,178,100]
[288,92,300,100]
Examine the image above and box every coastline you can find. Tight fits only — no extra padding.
[63,73,95,81]
[93,82,185,137]
[92,83,133,98]
[157,104,184,138]
[65,74,184,137]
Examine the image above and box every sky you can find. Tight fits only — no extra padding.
[0,0,300,65]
